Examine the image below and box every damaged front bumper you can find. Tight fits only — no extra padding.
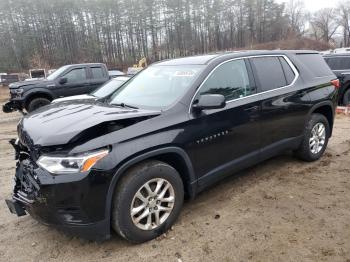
[2,100,24,114]
[5,139,112,241]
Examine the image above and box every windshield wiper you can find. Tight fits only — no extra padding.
[113,103,139,109]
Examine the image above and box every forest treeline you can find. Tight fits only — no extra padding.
[0,0,349,71]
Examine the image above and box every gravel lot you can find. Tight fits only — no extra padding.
[0,87,350,262]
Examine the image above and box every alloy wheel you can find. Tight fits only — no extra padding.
[130,178,175,230]
[309,122,326,154]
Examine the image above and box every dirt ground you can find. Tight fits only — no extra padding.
[0,86,350,262]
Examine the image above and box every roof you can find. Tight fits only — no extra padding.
[155,50,320,66]
[323,53,350,57]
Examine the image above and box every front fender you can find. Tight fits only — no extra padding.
[22,88,56,101]
[104,146,197,235]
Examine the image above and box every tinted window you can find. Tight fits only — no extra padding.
[251,57,286,91]
[64,68,87,83]
[279,57,295,85]
[325,57,350,70]
[91,67,104,79]
[297,54,333,77]
[198,59,252,101]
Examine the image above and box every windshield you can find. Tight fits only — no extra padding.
[109,65,204,109]
[92,78,129,98]
[47,65,70,80]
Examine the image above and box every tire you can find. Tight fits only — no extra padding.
[111,160,184,243]
[295,113,330,162]
[343,88,350,106]
[26,97,51,112]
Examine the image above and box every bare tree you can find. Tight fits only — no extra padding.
[285,0,307,36]
[309,8,339,43]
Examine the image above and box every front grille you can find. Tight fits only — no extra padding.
[14,159,40,203]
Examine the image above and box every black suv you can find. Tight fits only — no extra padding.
[3,63,109,113]
[324,53,350,105]
[6,51,338,243]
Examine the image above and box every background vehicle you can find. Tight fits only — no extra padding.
[52,76,130,103]
[108,70,125,78]
[127,58,147,75]
[324,53,350,105]
[29,69,46,79]
[3,63,110,113]
[6,51,338,243]
[0,74,19,85]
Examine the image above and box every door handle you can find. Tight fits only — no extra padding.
[296,91,307,98]
[244,105,259,112]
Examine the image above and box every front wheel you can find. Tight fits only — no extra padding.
[111,160,184,243]
[295,113,330,162]
[26,97,51,112]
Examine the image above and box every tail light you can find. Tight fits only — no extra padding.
[331,79,340,89]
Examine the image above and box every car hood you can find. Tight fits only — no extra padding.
[19,102,161,147]
[9,79,53,89]
[52,94,96,103]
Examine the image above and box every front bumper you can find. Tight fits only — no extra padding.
[2,100,24,113]
[5,148,113,241]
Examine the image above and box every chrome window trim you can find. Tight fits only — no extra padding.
[189,54,299,114]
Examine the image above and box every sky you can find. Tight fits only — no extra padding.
[276,0,341,12]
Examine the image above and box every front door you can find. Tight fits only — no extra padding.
[185,59,263,189]
[57,67,89,97]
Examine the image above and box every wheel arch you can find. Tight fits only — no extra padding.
[24,90,54,109]
[308,102,335,136]
[104,146,197,231]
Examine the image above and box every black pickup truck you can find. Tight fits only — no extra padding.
[3,63,110,113]
[324,54,350,105]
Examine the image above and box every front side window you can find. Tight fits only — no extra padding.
[109,65,204,109]
[63,68,87,83]
[197,59,252,101]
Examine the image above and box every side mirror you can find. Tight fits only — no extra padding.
[192,94,226,111]
[59,77,67,85]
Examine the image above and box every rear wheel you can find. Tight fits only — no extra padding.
[111,160,184,243]
[295,113,330,162]
[343,88,350,106]
[26,97,51,112]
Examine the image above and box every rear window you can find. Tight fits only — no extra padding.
[324,57,350,70]
[297,54,333,77]
[250,56,287,92]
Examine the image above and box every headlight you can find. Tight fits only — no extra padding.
[11,88,24,96]
[37,149,109,174]
[13,88,24,94]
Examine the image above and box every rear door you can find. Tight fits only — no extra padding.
[88,66,109,92]
[249,55,310,156]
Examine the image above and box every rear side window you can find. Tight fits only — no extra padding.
[250,57,286,91]
[297,54,333,77]
[198,59,253,101]
[91,67,105,79]
[325,57,350,70]
[279,57,295,85]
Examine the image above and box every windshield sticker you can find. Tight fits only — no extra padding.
[174,71,195,77]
